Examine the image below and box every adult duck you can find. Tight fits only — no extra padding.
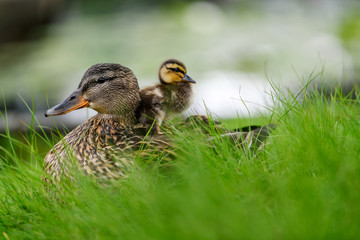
[44,63,171,180]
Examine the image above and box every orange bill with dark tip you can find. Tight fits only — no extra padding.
[44,90,90,117]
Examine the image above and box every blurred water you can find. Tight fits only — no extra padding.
[185,71,273,118]
[0,1,358,129]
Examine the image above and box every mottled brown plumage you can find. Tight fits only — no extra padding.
[137,59,195,134]
[44,63,172,180]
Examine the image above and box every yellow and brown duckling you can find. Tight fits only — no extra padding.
[137,59,196,134]
[44,63,171,181]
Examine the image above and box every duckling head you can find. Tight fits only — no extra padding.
[45,63,140,122]
[159,59,196,85]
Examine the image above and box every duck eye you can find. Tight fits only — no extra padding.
[175,68,181,72]
[98,77,106,83]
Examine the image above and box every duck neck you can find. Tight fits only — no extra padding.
[162,82,192,95]
[120,113,137,125]
[97,111,137,126]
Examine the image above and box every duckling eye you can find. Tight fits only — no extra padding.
[97,77,106,83]
[169,67,183,73]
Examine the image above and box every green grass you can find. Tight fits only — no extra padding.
[0,82,360,239]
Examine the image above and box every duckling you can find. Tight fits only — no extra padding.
[44,63,172,181]
[138,59,196,134]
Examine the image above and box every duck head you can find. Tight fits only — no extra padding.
[45,63,140,122]
[159,59,196,85]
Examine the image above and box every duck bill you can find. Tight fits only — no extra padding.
[44,90,90,117]
[182,74,196,83]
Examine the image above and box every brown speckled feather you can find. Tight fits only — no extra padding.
[44,114,173,180]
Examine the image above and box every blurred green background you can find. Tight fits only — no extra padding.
[0,0,359,130]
